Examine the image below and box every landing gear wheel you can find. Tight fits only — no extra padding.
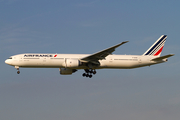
[90,70,93,74]
[15,66,20,74]
[85,69,90,73]
[82,73,86,77]
[83,69,96,78]
[89,75,92,78]
[86,74,89,77]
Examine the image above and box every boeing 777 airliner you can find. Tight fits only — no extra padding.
[5,35,174,78]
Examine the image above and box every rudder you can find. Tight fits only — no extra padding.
[143,35,167,56]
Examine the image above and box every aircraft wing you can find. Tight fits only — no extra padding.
[151,54,175,61]
[80,41,129,63]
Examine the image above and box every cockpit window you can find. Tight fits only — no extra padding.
[8,57,12,59]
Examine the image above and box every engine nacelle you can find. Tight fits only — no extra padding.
[59,68,77,75]
[63,59,81,68]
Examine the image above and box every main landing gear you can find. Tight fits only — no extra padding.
[15,66,20,74]
[82,69,96,78]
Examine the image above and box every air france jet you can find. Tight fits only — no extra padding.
[5,35,174,78]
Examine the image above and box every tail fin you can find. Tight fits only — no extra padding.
[143,35,167,56]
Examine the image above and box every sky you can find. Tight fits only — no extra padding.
[0,0,180,120]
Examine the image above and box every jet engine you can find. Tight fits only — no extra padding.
[62,59,81,68]
[59,68,77,75]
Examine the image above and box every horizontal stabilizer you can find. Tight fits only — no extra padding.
[151,54,174,61]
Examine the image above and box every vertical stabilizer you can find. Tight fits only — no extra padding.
[143,35,167,56]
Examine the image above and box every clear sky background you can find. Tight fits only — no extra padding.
[0,0,180,120]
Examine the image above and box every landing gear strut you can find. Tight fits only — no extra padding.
[15,66,20,74]
[82,69,96,78]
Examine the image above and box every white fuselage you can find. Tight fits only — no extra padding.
[5,53,166,69]
[4,35,173,77]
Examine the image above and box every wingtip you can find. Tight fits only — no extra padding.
[122,41,129,44]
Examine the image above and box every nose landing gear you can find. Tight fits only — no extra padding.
[82,69,96,78]
[15,66,20,74]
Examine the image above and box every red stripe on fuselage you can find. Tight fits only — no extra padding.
[154,46,164,56]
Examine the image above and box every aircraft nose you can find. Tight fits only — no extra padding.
[5,59,11,65]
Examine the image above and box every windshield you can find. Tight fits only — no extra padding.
[8,57,12,59]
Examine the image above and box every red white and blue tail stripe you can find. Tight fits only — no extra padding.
[143,35,167,56]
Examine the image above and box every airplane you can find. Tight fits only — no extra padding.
[5,35,174,78]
